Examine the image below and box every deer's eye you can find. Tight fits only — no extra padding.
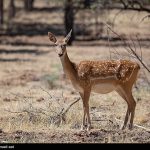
[61,45,66,49]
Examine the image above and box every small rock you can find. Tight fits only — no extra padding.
[3,98,11,102]
[0,129,3,133]
[15,130,23,134]
[36,97,45,102]
[14,135,21,139]
[70,91,75,95]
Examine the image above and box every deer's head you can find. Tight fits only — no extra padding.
[48,30,72,57]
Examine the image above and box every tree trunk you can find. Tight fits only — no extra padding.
[24,0,34,11]
[8,0,15,19]
[64,0,74,45]
[84,0,91,8]
[0,0,3,25]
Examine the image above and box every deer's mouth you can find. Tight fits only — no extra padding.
[58,53,63,57]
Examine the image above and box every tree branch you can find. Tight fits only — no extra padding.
[105,24,150,73]
[140,15,150,23]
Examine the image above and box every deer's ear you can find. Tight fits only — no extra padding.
[48,32,57,43]
[64,29,72,44]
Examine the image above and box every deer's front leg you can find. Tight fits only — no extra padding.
[80,89,91,131]
[79,92,86,130]
[86,101,91,131]
[81,103,86,130]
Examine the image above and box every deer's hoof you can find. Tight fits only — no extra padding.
[128,124,133,130]
[121,125,126,130]
[80,125,86,131]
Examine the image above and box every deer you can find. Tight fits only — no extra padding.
[48,30,140,131]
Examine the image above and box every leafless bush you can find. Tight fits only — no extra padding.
[4,88,80,130]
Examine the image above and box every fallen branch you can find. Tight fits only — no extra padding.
[140,15,150,23]
[50,97,81,125]
[60,97,80,117]
[115,118,150,132]
[4,109,24,114]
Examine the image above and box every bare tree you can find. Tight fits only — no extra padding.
[0,0,3,25]
[8,0,16,19]
[64,0,75,45]
[84,0,91,8]
[24,0,34,11]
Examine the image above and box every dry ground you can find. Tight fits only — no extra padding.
[0,1,150,143]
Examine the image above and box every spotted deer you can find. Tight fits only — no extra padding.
[48,30,140,131]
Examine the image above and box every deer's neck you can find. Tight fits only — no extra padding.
[60,51,77,82]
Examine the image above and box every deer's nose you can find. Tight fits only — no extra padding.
[58,53,63,57]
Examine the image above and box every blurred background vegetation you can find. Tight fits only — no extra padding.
[0,0,150,45]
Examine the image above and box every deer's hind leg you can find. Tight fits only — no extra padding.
[116,85,136,130]
[127,93,136,129]
[116,88,130,130]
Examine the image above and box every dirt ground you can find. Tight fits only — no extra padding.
[0,1,150,143]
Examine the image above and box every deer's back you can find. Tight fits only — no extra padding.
[76,60,140,82]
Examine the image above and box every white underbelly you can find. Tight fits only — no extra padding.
[92,83,115,94]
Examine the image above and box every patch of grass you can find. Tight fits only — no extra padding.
[40,73,59,89]
[65,101,83,129]
[0,89,82,132]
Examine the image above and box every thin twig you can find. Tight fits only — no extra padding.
[4,109,24,114]
[40,86,52,99]
[115,118,150,132]
[129,36,137,60]
[110,47,137,60]
[92,119,108,122]
[136,35,142,61]
[112,9,124,28]
[61,97,80,117]
[9,92,28,99]
[107,28,111,60]
[4,108,49,116]
[140,15,150,23]
[113,48,123,58]
[143,69,150,86]
[130,35,136,53]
